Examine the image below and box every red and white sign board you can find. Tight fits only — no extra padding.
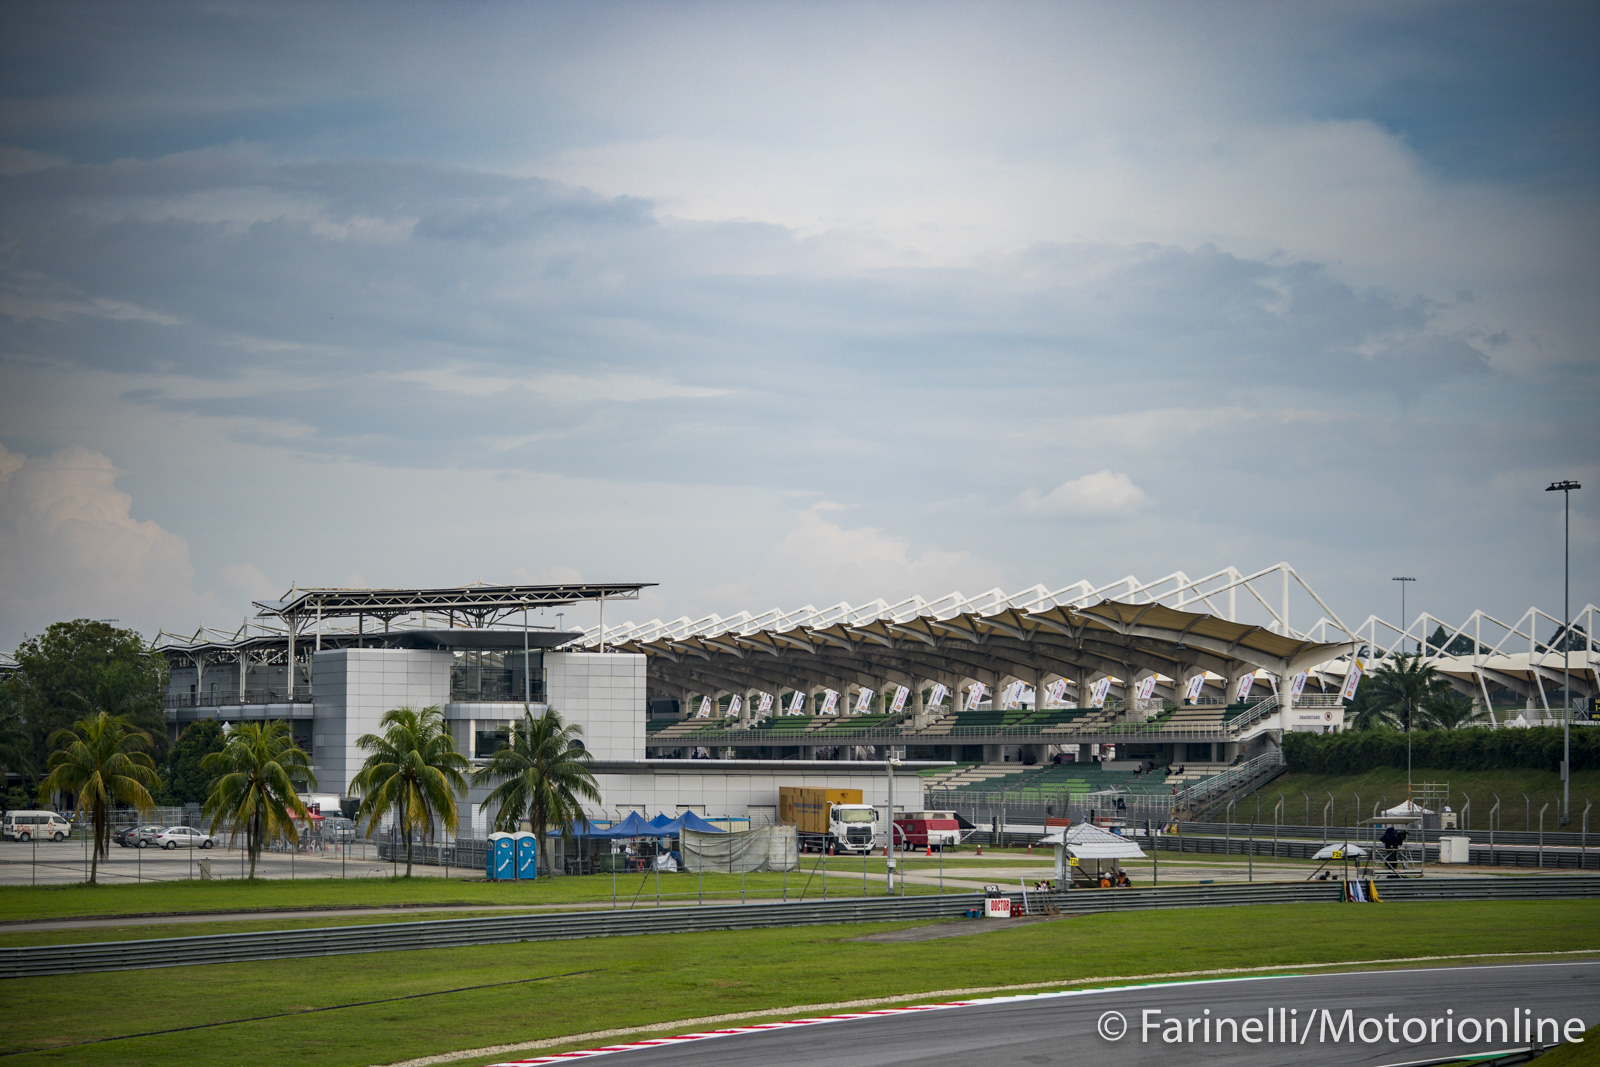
[984,897,1012,919]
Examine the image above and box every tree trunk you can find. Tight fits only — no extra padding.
[89,797,101,885]
[404,794,413,878]
[248,809,259,879]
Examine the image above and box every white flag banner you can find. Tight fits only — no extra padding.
[1185,674,1206,703]
[891,685,910,714]
[966,682,986,709]
[1091,677,1112,708]
[697,697,712,718]
[758,692,773,714]
[788,691,805,714]
[821,690,839,715]
[1235,674,1255,703]
[1290,671,1308,701]
[854,687,874,714]
[1340,660,1364,701]
[930,683,948,708]
[727,695,742,717]
[1046,679,1068,706]
[1137,675,1158,701]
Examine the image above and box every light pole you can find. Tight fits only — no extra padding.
[1546,479,1581,825]
[1392,577,1417,655]
[885,756,901,895]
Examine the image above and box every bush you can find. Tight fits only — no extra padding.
[1281,726,1600,776]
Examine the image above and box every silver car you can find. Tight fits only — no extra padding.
[154,826,215,850]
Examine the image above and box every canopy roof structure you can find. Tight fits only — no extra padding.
[1037,822,1147,859]
[589,564,1358,710]
[255,581,652,627]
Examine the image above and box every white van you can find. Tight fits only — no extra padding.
[2,811,72,842]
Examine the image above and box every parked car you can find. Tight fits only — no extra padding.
[153,826,215,850]
[1,811,72,842]
[114,824,165,848]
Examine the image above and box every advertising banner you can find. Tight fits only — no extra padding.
[758,692,773,714]
[930,683,948,708]
[727,695,742,717]
[820,690,839,715]
[1185,674,1206,703]
[967,681,986,709]
[1290,671,1308,701]
[1137,675,1158,700]
[1235,674,1255,702]
[1091,676,1112,708]
[1340,660,1364,702]
[854,687,874,714]
[1046,678,1068,706]
[696,696,712,718]
[891,685,910,714]
[788,691,805,714]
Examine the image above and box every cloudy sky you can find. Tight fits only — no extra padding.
[1,1,1595,650]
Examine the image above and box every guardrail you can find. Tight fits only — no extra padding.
[3,876,1596,979]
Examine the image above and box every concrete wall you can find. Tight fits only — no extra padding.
[545,652,645,762]
[310,648,451,794]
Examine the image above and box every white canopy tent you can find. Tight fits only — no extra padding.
[1038,822,1146,883]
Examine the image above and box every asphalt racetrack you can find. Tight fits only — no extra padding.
[494,961,1598,1067]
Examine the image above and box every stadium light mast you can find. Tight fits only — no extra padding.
[1392,577,1417,656]
[1546,479,1580,825]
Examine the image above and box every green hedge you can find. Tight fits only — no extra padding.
[1281,726,1600,776]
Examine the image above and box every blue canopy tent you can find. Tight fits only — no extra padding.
[545,817,612,838]
[648,813,675,829]
[657,811,726,835]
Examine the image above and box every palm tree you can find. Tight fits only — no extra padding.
[1367,655,1449,732]
[1367,654,1450,793]
[351,706,469,877]
[38,711,160,884]
[201,721,315,878]
[1418,690,1488,730]
[474,707,601,877]
[1343,678,1396,731]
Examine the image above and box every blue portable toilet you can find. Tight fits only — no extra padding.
[513,831,538,880]
[487,832,515,881]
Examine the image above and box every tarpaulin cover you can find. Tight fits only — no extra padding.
[681,825,797,873]
[1312,842,1369,860]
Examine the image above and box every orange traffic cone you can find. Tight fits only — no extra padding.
[1027,843,1032,855]
[925,845,932,856]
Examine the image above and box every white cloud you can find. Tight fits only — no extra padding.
[1018,471,1152,518]
[0,444,223,645]
[719,504,1004,607]
[221,562,279,603]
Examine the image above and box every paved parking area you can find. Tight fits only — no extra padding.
[0,838,466,885]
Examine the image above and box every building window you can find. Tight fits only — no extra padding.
[474,724,511,758]
[451,650,544,703]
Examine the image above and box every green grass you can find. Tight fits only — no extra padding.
[0,899,1594,1067]
[1239,768,1600,831]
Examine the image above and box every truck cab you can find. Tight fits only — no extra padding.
[830,803,878,854]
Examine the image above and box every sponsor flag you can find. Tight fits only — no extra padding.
[1340,660,1364,702]
[821,690,839,715]
[930,683,948,708]
[1235,673,1255,702]
[788,691,805,714]
[758,692,773,714]
[1290,671,1308,701]
[1137,675,1158,701]
[891,685,910,714]
[854,687,874,714]
[1091,677,1112,707]
[727,695,742,717]
[966,681,986,709]
[1185,674,1206,702]
[1046,679,1068,706]
[696,696,712,718]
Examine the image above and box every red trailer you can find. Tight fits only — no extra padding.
[893,810,962,850]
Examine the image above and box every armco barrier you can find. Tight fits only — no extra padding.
[2,876,1596,979]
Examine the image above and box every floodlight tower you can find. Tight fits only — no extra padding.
[1546,479,1581,825]
[1392,577,1417,655]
